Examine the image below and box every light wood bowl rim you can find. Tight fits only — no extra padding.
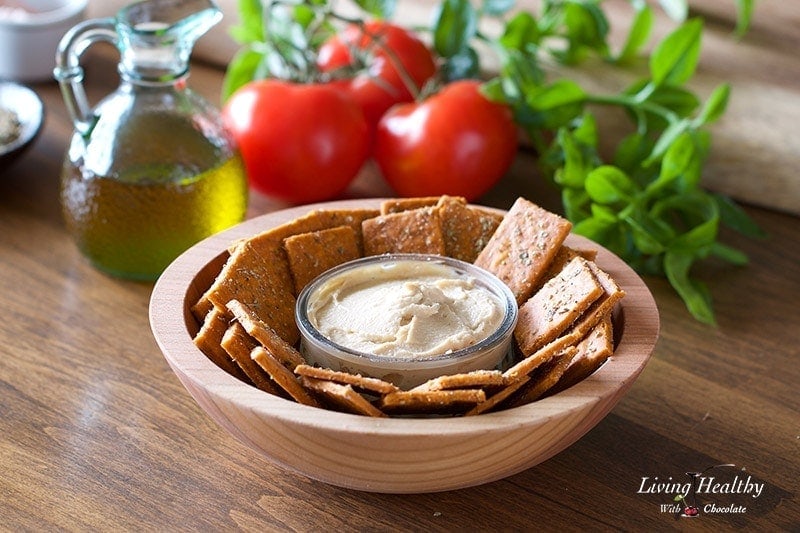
[149,199,660,488]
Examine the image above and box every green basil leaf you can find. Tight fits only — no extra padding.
[647,131,696,194]
[585,165,639,205]
[432,0,478,58]
[353,0,396,19]
[222,48,266,101]
[713,193,767,238]
[710,242,749,265]
[616,3,653,63]
[440,46,481,81]
[553,127,593,188]
[562,187,591,222]
[558,1,610,63]
[624,216,668,255]
[525,79,586,129]
[664,250,716,324]
[735,0,755,37]
[231,0,265,43]
[644,118,690,166]
[500,11,540,51]
[614,133,653,175]
[650,18,703,86]
[573,215,616,242]
[694,83,731,126]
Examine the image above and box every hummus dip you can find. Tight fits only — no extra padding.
[306,259,505,359]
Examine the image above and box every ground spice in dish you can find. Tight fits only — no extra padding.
[0,106,21,146]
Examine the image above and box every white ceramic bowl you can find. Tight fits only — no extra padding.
[149,199,660,493]
[0,0,87,82]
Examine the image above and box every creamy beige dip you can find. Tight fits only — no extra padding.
[306,259,505,359]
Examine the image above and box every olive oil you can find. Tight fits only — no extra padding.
[61,155,247,280]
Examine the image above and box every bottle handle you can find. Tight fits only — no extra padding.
[53,18,118,136]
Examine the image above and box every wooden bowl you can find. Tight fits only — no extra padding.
[149,199,660,493]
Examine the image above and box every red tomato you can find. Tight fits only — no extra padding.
[222,80,370,203]
[373,80,518,201]
[318,21,437,132]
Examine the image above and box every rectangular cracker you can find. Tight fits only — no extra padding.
[465,375,531,416]
[436,195,504,263]
[379,389,486,415]
[507,346,580,407]
[294,364,399,395]
[411,370,505,391]
[226,299,306,370]
[362,207,447,256]
[251,346,321,407]
[193,307,248,381]
[503,333,579,383]
[474,197,572,305]
[514,256,605,356]
[221,322,280,395]
[380,197,441,215]
[299,377,387,417]
[283,225,361,294]
[552,314,615,393]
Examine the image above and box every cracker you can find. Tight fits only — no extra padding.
[503,333,579,383]
[552,314,615,393]
[190,294,214,324]
[411,369,505,391]
[221,322,280,395]
[193,307,247,380]
[226,299,306,370]
[465,375,531,416]
[283,225,361,294]
[294,364,399,395]
[362,207,447,256]
[199,208,379,345]
[299,377,387,417]
[251,346,321,407]
[507,346,579,406]
[474,197,572,305]
[379,389,486,414]
[380,197,441,215]
[436,196,504,263]
[514,256,605,356]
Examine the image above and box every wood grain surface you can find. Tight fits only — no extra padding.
[1,3,799,530]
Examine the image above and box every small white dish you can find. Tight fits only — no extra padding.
[0,81,43,169]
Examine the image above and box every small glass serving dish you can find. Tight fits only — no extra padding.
[295,254,518,389]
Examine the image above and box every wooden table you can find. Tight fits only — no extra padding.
[2,5,798,530]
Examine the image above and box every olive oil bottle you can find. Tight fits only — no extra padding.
[55,0,247,280]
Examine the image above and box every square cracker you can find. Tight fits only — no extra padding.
[299,377,387,417]
[552,314,615,393]
[514,256,605,356]
[283,225,361,294]
[507,346,579,407]
[474,197,572,305]
[411,370,505,391]
[193,307,247,381]
[465,375,531,416]
[251,346,321,407]
[221,322,280,395]
[380,197,441,215]
[436,196,504,263]
[362,207,446,256]
[226,299,305,370]
[294,364,399,395]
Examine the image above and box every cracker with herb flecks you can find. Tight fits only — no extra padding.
[379,389,486,415]
[552,313,615,394]
[362,206,447,256]
[251,346,321,407]
[226,299,305,370]
[507,346,579,407]
[294,364,399,395]
[284,225,361,294]
[436,196,504,263]
[193,306,248,381]
[411,369,505,391]
[474,197,572,305]
[299,377,387,417]
[514,256,605,356]
[465,375,531,416]
[380,196,442,215]
[221,322,280,395]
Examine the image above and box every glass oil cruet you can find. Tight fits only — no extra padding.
[54,0,248,280]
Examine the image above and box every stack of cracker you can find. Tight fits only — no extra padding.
[189,196,623,417]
